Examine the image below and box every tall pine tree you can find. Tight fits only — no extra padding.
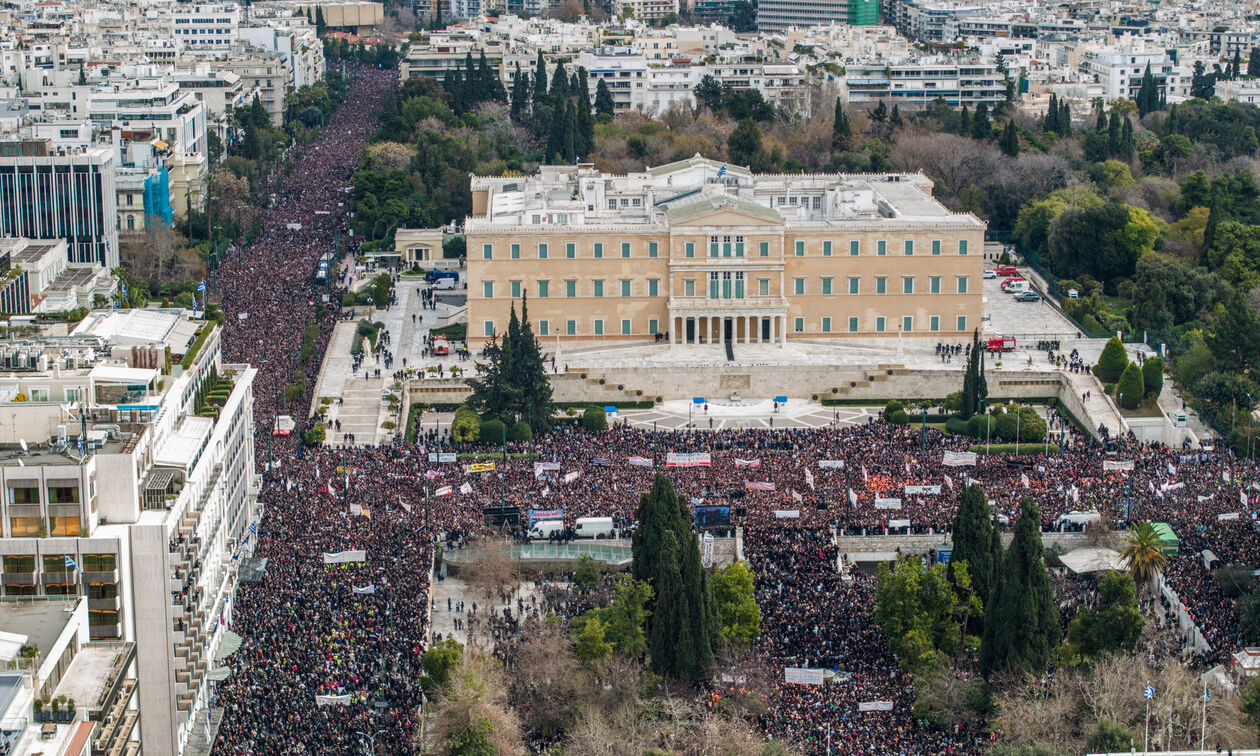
[980,497,1060,675]
[576,68,595,157]
[833,98,851,150]
[950,484,997,610]
[532,51,547,108]
[594,77,615,119]
[510,64,528,122]
[999,119,1019,157]
[971,103,991,140]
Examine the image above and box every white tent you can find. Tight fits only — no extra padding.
[1059,547,1127,575]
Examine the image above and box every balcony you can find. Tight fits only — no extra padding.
[667,295,789,315]
[89,623,121,639]
[0,572,35,586]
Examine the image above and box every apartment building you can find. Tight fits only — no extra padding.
[756,0,877,33]
[460,157,985,346]
[0,140,118,269]
[1077,44,1185,101]
[0,307,258,756]
[220,54,293,128]
[616,0,679,23]
[170,3,242,50]
[842,59,1006,108]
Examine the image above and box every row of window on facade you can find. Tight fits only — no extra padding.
[481,274,971,299]
[481,238,969,259]
[482,314,968,337]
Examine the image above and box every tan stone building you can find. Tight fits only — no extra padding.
[462,156,985,346]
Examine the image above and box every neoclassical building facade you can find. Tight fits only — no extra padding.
[460,156,986,346]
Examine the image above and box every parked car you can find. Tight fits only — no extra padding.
[995,264,1018,276]
[1001,276,1026,291]
[1014,291,1041,302]
[982,270,997,279]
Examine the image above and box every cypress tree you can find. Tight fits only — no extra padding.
[548,99,568,162]
[648,530,683,675]
[1249,47,1260,78]
[957,105,971,137]
[1120,117,1135,158]
[1044,93,1058,133]
[950,484,997,608]
[510,63,526,121]
[314,5,326,34]
[532,51,547,107]
[1202,187,1224,265]
[1058,101,1071,136]
[1136,63,1157,116]
[514,296,554,428]
[832,98,851,149]
[980,497,1060,675]
[549,63,569,104]
[1095,101,1106,132]
[594,77,615,119]
[971,103,991,140]
[1107,110,1121,156]
[563,100,577,162]
[1233,50,1242,80]
[576,67,594,156]
[1000,119,1019,157]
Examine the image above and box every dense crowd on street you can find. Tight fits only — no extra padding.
[205,61,1260,756]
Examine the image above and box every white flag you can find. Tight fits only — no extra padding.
[460,482,473,495]
[327,482,336,497]
[563,471,580,483]
[791,489,802,502]
[804,468,815,490]
[943,475,954,491]
[1020,473,1030,488]
[848,488,857,506]
[861,464,868,482]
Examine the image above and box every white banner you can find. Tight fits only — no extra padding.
[460,482,473,495]
[427,452,457,463]
[434,485,453,497]
[563,471,580,483]
[628,456,654,467]
[1218,512,1242,521]
[774,510,800,519]
[818,460,845,469]
[942,451,977,467]
[534,462,560,477]
[734,458,761,468]
[349,503,363,516]
[888,519,911,529]
[784,667,825,685]
[1161,481,1185,492]
[666,452,711,467]
[904,485,941,495]
[1103,460,1134,471]
[875,498,902,510]
[315,694,353,707]
[804,468,815,490]
[858,701,895,712]
[351,585,375,595]
[322,550,366,564]
[848,488,858,506]
[745,480,775,492]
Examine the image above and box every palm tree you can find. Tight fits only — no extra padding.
[1122,521,1168,590]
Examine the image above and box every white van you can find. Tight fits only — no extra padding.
[528,520,564,540]
[1056,511,1101,530]
[433,278,456,290]
[1006,279,1030,295]
[574,517,615,539]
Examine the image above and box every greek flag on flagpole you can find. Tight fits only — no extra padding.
[1143,685,1154,699]
[716,164,727,178]
[249,521,257,537]
[1204,685,1211,702]
[197,280,207,293]
[64,555,78,571]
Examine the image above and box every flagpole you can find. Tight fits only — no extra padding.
[1144,697,1149,755]
[1200,686,1207,750]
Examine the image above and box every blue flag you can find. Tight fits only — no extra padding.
[1143,685,1154,700]
[64,555,78,571]
[197,280,207,293]
[716,164,727,178]
[1204,685,1211,702]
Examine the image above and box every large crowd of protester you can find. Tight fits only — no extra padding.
[207,62,1260,756]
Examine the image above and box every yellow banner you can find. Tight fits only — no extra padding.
[464,462,496,474]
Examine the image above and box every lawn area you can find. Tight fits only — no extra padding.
[1119,398,1164,418]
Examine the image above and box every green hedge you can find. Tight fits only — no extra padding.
[945,417,970,435]
[888,409,910,425]
[179,325,214,370]
[969,443,1061,455]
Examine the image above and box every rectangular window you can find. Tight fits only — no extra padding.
[957,315,967,331]
[566,242,575,259]
[510,281,521,299]
[877,240,887,256]
[959,239,969,255]
[620,280,631,297]
[593,243,603,259]
[876,316,886,333]
[722,236,732,257]
[594,320,604,336]
[50,517,79,537]
[850,240,860,256]
[538,243,548,259]
[482,243,493,260]
[794,317,804,332]
[931,239,941,256]
[482,281,494,299]
[759,241,769,257]
[539,320,549,336]
[876,277,887,295]
[823,240,832,257]
[735,236,745,256]
[795,240,805,256]
[930,276,941,294]
[758,279,769,296]
[593,280,604,298]
[684,280,695,297]
[621,242,631,258]
[82,554,115,572]
[794,278,805,295]
[649,318,658,334]
[648,279,659,297]
[930,315,941,332]
[822,317,832,333]
[685,242,695,258]
[510,243,520,259]
[3,555,33,573]
[904,240,914,256]
[649,241,658,258]
[565,319,578,336]
[621,319,631,335]
[483,320,494,337]
[566,280,576,298]
[710,236,719,257]
[957,277,969,294]
[903,316,913,332]
[538,281,549,298]
[821,277,833,295]
[848,316,859,333]
[902,277,914,295]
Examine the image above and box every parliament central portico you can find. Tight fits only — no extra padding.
[450,155,986,350]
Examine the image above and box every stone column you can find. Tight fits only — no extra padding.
[780,315,787,347]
